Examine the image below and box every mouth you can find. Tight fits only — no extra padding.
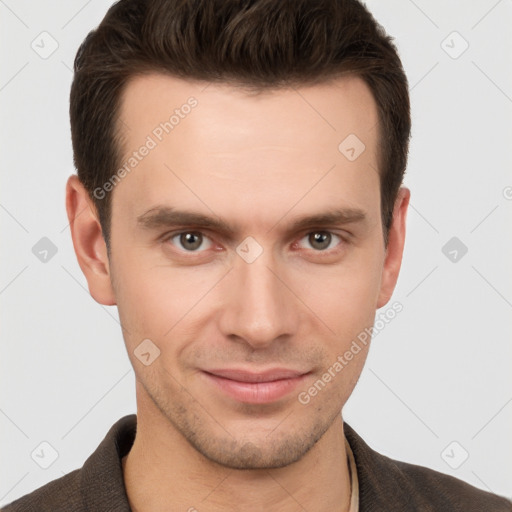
[200,368,311,404]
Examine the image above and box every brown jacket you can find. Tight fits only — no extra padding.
[2,414,510,511]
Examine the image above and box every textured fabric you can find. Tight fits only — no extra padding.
[343,423,511,511]
[2,415,136,512]
[2,414,510,511]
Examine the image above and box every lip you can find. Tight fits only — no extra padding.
[201,368,310,404]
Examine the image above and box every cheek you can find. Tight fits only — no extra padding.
[111,251,220,349]
[296,245,383,338]
[110,253,170,343]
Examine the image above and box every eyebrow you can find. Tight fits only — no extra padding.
[136,206,367,236]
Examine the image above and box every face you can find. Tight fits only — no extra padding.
[77,73,407,470]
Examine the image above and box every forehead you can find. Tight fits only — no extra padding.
[113,73,380,226]
[118,72,379,147]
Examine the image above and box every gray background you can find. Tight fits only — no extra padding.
[1,0,511,505]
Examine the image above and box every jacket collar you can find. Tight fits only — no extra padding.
[77,414,420,511]
[79,414,136,511]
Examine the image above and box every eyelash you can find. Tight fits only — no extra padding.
[161,230,348,256]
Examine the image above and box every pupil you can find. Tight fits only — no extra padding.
[181,232,202,250]
[310,232,331,250]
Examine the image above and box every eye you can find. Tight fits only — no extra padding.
[168,231,213,252]
[296,231,343,251]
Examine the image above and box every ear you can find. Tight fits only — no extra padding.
[377,186,410,308]
[65,175,116,306]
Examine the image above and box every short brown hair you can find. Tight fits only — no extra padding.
[70,0,410,248]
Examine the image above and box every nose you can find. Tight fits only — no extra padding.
[218,247,300,350]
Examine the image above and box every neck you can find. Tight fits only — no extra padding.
[122,386,351,512]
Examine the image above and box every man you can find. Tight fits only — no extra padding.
[2,0,510,510]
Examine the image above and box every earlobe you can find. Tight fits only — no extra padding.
[376,186,410,309]
[65,175,116,306]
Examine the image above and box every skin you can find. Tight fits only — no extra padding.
[66,73,409,512]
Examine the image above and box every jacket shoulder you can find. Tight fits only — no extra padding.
[2,415,136,512]
[1,469,82,512]
[344,423,511,511]
[392,456,512,511]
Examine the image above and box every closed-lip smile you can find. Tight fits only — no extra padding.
[201,367,310,404]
